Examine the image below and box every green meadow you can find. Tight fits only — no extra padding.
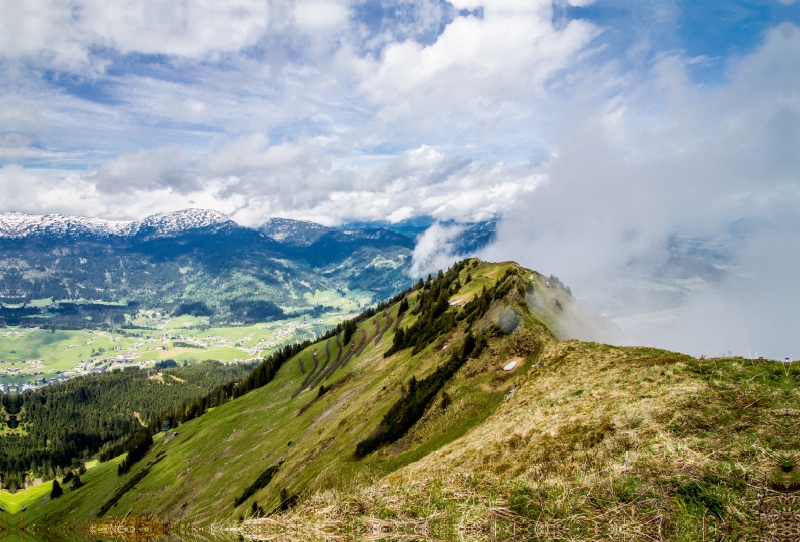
[0,288,376,388]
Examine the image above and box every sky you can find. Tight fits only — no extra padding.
[1,0,799,357]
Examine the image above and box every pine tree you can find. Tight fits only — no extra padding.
[50,479,63,499]
[461,332,476,359]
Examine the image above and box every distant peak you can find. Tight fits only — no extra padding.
[259,217,331,246]
[144,208,229,222]
[261,217,325,227]
[140,209,231,234]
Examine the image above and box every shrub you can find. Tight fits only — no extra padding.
[98,467,150,517]
[117,429,153,476]
[676,481,724,519]
[153,359,178,370]
[70,475,84,490]
[280,488,299,511]
[173,301,214,317]
[356,341,471,458]
[508,486,540,520]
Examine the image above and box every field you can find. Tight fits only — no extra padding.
[0,287,376,390]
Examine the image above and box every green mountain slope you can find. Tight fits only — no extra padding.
[10,259,793,540]
[15,260,551,523]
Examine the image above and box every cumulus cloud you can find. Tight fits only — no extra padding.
[92,146,200,194]
[0,164,238,220]
[2,0,600,171]
[350,0,598,143]
[222,142,543,225]
[0,0,356,68]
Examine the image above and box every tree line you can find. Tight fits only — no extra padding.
[355,331,477,458]
[0,360,253,490]
[357,261,521,457]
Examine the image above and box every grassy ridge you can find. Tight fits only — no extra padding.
[18,260,547,526]
[14,258,784,540]
[276,343,797,540]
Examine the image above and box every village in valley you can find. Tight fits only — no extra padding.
[0,310,355,393]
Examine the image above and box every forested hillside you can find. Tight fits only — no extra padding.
[0,225,412,327]
[0,360,253,491]
[14,260,579,522]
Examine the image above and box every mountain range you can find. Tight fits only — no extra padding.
[0,209,495,327]
[0,209,232,240]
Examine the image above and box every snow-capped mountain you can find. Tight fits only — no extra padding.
[259,217,333,246]
[0,209,232,239]
[136,209,232,236]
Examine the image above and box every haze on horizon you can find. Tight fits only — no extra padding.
[1,0,798,359]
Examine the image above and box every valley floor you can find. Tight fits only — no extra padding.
[0,310,359,391]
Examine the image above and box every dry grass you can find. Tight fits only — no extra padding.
[247,342,798,540]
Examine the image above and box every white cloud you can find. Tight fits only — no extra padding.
[0,0,270,63]
[387,205,415,222]
[0,137,545,227]
[353,0,598,129]
[409,221,464,277]
[294,1,350,29]
[92,146,199,194]
[0,0,360,72]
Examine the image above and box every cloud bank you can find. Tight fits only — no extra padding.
[482,23,800,359]
[0,0,585,224]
